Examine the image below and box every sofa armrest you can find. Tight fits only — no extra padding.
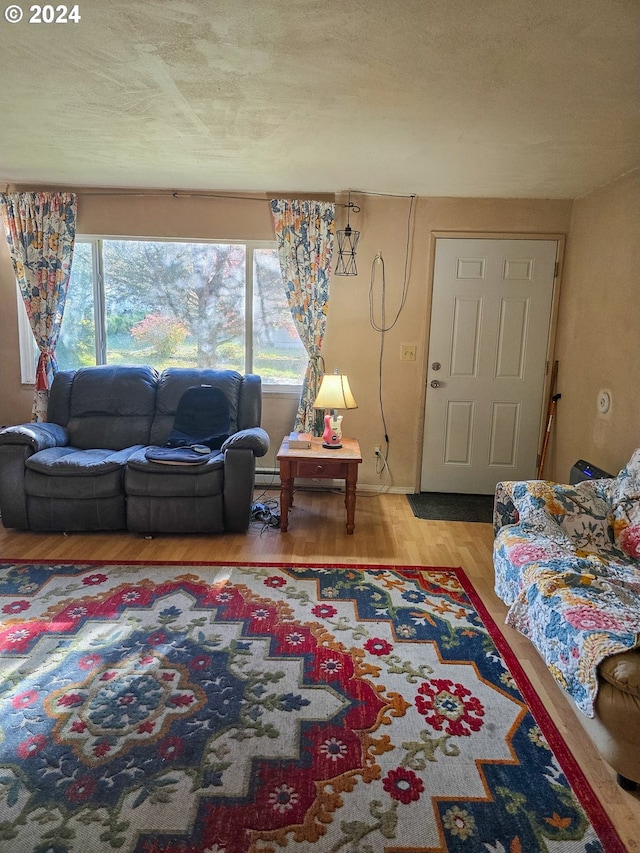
[0,423,69,451]
[0,425,69,530]
[223,447,257,532]
[493,481,519,535]
[221,427,269,458]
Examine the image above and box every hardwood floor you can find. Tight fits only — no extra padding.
[1,489,638,851]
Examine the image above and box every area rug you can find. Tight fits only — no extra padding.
[407,493,495,523]
[0,560,624,853]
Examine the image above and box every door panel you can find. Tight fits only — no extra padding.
[495,298,528,378]
[421,238,556,494]
[488,402,520,466]
[444,401,474,464]
[451,298,482,376]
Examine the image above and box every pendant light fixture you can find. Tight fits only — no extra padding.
[334,192,360,276]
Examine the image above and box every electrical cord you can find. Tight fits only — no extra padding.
[368,194,416,467]
[368,450,391,494]
[251,443,282,532]
[250,497,281,532]
[368,196,415,335]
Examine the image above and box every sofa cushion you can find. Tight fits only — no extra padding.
[502,558,640,716]
[126,495,225,535]
[66,366,158,450]
[125,448,225,497]
[510,479,610,518]
[494,465,640,720]
[144,446,212,465]
[166,386,230,449]
[150,369,243,446]
[24,446,143,499]
[510,479,612,553]
[26,446,143,476]
[27,495,127,531]
[610,449,640,503]
[609,449,640,558]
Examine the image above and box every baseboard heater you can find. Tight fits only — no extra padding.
[569,459,614,484]
[255,467,279,486]
[254,467,346,491]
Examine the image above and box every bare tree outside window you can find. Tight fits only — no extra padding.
[102,241,246,369]
[53,239,307,385]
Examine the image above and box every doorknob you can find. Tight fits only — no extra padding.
[430,379,441,388]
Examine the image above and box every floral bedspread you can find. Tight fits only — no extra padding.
[493,466,640,717]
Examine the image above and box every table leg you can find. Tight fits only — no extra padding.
[345,463,357,534]
[280,464,292,532]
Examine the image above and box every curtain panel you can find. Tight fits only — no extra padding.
[0,191,77,421]
[270,199,335,434]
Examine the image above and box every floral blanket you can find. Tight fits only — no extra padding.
[493,453,640,717]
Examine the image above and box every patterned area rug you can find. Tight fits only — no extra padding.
[0,561,624,853]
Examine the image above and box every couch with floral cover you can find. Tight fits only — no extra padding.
[493,449,640,789]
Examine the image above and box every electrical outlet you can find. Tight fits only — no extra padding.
[374,445,381,457]
[401,344,417,362]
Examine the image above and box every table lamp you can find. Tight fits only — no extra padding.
[313,371,358,448]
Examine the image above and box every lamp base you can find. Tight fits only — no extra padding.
[322,413,343,449]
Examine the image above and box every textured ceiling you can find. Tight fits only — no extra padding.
[0,0,638,198]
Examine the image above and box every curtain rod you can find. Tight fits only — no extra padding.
[75,190,354,206]
[74,190,362,214]
[78,191,271,201]
[50,189,416,203]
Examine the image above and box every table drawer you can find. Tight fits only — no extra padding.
[294,460,346,478]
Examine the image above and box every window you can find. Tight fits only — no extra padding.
[20,238,307,388]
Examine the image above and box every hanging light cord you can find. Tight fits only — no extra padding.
[368,194,415,334]
[368,194,416,468]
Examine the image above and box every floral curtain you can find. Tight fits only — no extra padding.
[270,199,335,434]
[0,191,77,421]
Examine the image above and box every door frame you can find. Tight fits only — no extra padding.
[414,231,566,493]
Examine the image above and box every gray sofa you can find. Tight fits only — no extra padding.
[0,365,269,534]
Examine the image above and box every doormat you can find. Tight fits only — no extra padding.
[407,491,494,522]
[0,559,625,852]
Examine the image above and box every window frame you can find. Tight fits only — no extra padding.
[18,235,303,394]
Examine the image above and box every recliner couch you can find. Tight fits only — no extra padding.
[0,365,269,534]
[493,452,640,789]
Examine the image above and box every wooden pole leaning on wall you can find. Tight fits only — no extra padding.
[537,359,560,479]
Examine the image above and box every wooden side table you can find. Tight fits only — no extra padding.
[276,436,362,533]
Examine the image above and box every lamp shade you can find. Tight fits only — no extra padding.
[313,373,358,410]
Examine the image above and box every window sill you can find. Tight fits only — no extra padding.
[19,381,300,394]
[263,386,301,397]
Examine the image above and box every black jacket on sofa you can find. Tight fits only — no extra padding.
[0,365,269,534]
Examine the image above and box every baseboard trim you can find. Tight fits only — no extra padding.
[254,468,411,495]
[357,484,411,494]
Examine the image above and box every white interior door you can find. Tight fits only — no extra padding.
[420,238,557,494]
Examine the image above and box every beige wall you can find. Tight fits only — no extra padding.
[0,189,573,488]
[324,194,572,488]
[550,170,640,481]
